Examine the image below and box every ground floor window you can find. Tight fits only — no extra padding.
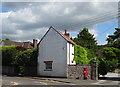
[44,61,53,71]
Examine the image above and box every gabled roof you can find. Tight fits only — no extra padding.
[38,26,76,45]
[1,40,33,49]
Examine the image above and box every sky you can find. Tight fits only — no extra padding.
[1,1,119,45]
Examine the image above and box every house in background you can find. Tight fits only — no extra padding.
[0,39,38,49]
[38,26,76,77]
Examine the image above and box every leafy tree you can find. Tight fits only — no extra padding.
[98,58,108,76]
[73,27,98,58]
[103,47,120,60]
[74,45,90,64]
[107,59,119,72]
[103,47,120,71]
[5,38,10,41]
[107,28,120,49]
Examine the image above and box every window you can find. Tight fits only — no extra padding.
[44,61,53,71]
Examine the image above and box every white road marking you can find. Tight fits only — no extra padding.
[92,80,119,85]
[34,81,48,85]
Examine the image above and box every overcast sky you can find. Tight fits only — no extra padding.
[1,1,118,44]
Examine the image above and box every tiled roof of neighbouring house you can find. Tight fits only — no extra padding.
[1,40,33,49]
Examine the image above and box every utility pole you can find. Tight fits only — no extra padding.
[118,1,120,28]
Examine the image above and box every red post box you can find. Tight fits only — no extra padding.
[83,67,88,80]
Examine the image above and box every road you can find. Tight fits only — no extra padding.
[1,73,120,87]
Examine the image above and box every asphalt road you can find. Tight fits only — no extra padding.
[2,76,71,86]
[1,73,120,87]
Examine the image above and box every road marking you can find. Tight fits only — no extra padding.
[34,81,48,85]
[16,77,76,85]
[10,82,19,85]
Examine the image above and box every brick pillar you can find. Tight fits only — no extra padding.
[91,59,98,80]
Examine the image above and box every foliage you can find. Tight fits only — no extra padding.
[107,28,120,49]
[103,47,120,71]
[107,59,119,72]
[15,48,38,66]
[74,45,90,64]
[5,38,10,41]
[85,48,96,60]
[73,27,98,59]
[14,48,38,73]
[98,58,107,76]
[1,45,38,74]
[103,47,120,60]
[1,46,20,66]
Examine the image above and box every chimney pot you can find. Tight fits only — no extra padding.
[33,39,38,48]
[64,29,70,37]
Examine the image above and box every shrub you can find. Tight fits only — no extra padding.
[74,45,90,64]
[1,46,19,66]
[103,47,120,71]
[15,48,38,73]
[98,58,107,76]
[107,59,119,72]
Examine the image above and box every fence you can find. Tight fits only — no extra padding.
[2,66,37,76]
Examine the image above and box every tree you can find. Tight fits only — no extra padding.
[103,47,120,60]
[5,38,10,41]
[107,28,120,49]
[103,47,120,71]
[98,58,108,76]
[73,27,98,58]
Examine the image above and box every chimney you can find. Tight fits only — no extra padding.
[33,39,38,48]
[64,29,70,37]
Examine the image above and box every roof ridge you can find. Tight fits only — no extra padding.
[38,26,76,45]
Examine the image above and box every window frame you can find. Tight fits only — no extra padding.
[44,61,53,71]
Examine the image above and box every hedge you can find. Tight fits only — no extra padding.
[1,46,38,74]
[74,45,90,64]
[1,45,19,66]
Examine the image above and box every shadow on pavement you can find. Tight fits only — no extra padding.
[99,77,120,81]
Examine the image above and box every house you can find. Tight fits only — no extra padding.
[38,26,76,77]
[0,39,38,49]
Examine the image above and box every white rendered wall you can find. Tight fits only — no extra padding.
[38,29,68,77]
[67,43,76,65]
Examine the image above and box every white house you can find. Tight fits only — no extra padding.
[37,26,76,77]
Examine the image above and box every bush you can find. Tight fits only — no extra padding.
[1,46,20,66]
[74,45,90,64]
[103,47,120,71]
[98,58,107,76]
[15,48,38,73]
[107,59,119,72]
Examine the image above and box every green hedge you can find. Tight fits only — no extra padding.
[14,48,38,73]
[1,46,19,66]
[74,45,90,64]
[14,48,38,67]
[1,46,38,73]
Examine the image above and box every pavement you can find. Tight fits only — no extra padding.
[1,73,120,87]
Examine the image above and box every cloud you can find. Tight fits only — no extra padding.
[1,2,118,42]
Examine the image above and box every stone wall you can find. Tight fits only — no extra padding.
[67,65,91,80]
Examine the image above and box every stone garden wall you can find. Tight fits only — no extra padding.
[67,64,98,80]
